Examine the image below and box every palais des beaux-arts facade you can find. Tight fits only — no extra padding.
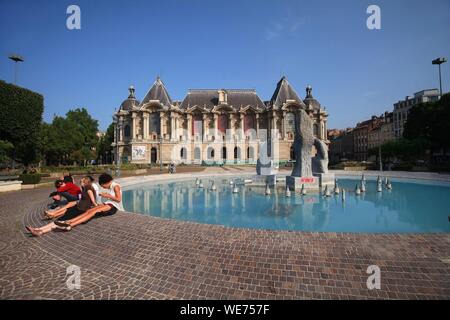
[112,76,329,165]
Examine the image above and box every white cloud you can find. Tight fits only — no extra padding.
[265,17,305,41]
[265,22,284,40]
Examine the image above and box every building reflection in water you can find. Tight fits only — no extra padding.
[122,178,450,233]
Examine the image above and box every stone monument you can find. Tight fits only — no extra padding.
[312,138,335,187]
[255,137,278,186]
[286,109,320,191]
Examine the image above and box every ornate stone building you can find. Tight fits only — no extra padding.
[112,76,328,164]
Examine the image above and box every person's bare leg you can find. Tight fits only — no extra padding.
[63,205,111,227]
[45,201,76,218]
[26,222,57,236]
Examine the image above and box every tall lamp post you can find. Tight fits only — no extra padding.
[8,54,24,85]
[159,135,163,171]
[432,57,447,97]
[378,129,383,172]
[114,115,123,177]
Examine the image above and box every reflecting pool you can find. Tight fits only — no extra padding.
[122,177,450,233]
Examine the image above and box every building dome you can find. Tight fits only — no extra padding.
[303,85,321,111]
[120,86,140,111]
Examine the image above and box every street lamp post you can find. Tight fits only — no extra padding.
[432,57,447,97]
[159,135,163,171]
[378,129,382,172]
[114,115,123,177]
[8,54,24,85]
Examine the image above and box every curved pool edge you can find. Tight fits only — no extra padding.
[118,170,450,190]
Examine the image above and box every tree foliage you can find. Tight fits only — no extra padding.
[40,108,99,166]
[404,93,450,151]
[369,138,429,161]
[96,122,115,164]
[371,93,450,163]
[0,140,14,164]
[0,80,44,165]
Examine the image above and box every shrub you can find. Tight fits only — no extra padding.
[391,163,414,171]
[19,174,42,185]
[429,163,450,173]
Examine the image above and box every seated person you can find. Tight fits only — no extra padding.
[26,177,98,237]
[54,173,123,231]
[85,175,102,205]
[48,176,81,209]
[61,173,74,183]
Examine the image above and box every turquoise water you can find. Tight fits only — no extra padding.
[122,177,450,233]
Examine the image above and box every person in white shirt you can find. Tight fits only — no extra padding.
[55,173,123,231]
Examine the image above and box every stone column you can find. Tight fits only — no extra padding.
[256,113,260,139]
[271,111,277,137]
[132,113,137,140]
[170,113,176,141]
[143,113,148,140]
[187,114,192,141]
[119,116,123,141]
[240,113,245,138]
[159,113,164,140]
[174,116,179,141]
[213,113,218,141]
[202,114,208,141]
[229,114,235,139]
[320,120,324,140]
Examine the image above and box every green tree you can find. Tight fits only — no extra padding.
[0,81,44,165]
[404,93,450,156]
[0,140,14,164]
[39,108,99,166]
[96,122,115,164]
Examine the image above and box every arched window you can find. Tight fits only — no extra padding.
[151,147,157,163]
[222,147,227,160]
[149,113,160,135]
[124,124,131,138]
[244,114,255,132]
[290,146,295,160]
[313,123,319,137]
[285,112,295,136]
[234,147,240,160]
[207,147,215,159]
[218,114,228,135]
[192,114,203,136]
[194,147,201,160]
[180,147,186,160]
[247,146,254,159]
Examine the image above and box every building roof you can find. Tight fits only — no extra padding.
[140,77,173,107]
[270,76,305,108]
[179,89,266,110]
[119,86,140,111]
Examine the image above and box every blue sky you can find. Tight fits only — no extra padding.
[1,0,449,131]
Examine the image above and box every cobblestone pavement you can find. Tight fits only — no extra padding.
[1,183,449,300]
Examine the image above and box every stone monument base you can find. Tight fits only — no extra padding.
[253,175,276,187]
[260,167,277,176]
[286,176,319,191]
[313,173,335,188]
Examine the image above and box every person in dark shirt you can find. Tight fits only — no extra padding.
[26,177,98,237]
